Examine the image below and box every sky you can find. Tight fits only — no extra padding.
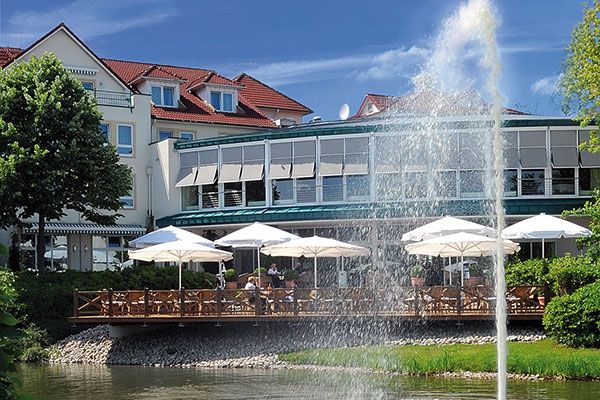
[0,0,585,120]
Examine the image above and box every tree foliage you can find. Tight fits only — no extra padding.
[563,189,600,258]
[0,53,132,271]
[561,0,600,151]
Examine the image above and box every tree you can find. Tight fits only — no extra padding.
[563,189,600,259]
[561,0,600,151]
[0,53,132,272]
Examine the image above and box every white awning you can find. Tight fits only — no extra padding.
[319,155,343,176]
[194,165,218,185]
[240,163,264,181]
[175,167,198,187]
[219,163,242,183]
[344,154,368,175]
[269,162,292,179]
[291,162,315,178]
[24,223,145,235]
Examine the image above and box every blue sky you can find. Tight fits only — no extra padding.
[0,0,584,120]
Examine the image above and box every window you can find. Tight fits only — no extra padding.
[99,123,109,142]
[81,81,94,91]
[550,130,578,168]
[224,182,243,207]
[272,179,293,205]
[552,168,575,195]
[219,147,242,183]
[459,133,485,169]
[297,178,316,203]
[376,174,401,200]
[210,91,234,112]
[519,130,547,168]
[346,175,370,200]
[179,132,194,141]
[241,145,265,181]
[344,137,369,175]
[405,172,427,199]
[521,169,545,196]
[516,241,555,261]
[92,236,133,271]
[579,167,600,195]
[119,175,134,208]
[504,170,518,197]
[201,183,219,208]
[322,176,343,202]
[245,180,265,206]
[182,186,199,210]
[459,170,484,198]
[117,124,133,156]
[270,142,292,179]
[151,86,175,107]
[159,130,173,141]
[375,136,401,173]
[320,139,343,177]
[292,141,316,178]
[434,171,457,198]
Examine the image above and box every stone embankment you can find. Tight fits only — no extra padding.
[50,322,544,369]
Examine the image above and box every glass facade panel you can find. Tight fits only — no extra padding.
[272,179,293,204]
[504,169,517,197]
[579,167,600,195]
[405,172,427,199]
[459,170,484,198]
[99,123,109,142]
[296,178,316,203]
[159,131,172,141]
[117,125,133,156]
[434,171,456,198]
[521,169,545,196]
[223,93,233,112]
[163,87,174,106]
[224,182,243,207]
[346,175,369,200]
[210,91,221,110]
[552,168,575,195]
[376,174,401,200]
[375,136,401,173]
[201,183,219,208]
[182,186,199,210]
[179,132,194,141]
[151,86,161,104]
[245,180,265,206]
[322,176,343,202]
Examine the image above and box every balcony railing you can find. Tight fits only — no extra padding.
[90,89,133,108]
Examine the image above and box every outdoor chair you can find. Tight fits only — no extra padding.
[440,286,460,312]
[270,288,295,315]
[198,290,218,315]
[422,286,446,313]
[507,285,539,312]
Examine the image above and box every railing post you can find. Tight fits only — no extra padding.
[414,286,419,316]
[293,288,299,316]
[457,285,463,315]
[108,288,114,318]
[144,287,149,317]
[254,287,261,316]
[73,289,79,318]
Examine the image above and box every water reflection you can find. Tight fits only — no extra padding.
[17,364,600,400]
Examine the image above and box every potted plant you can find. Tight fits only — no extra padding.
[284,269,299,288]
[224,268,239,289]
[410,265,425,287]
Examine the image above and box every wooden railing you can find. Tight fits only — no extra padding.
[72,285,545,321]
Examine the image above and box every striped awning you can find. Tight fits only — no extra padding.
[65,65,98,76]
[23,223,145,235]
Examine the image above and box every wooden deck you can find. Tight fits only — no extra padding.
[70,285,545,324]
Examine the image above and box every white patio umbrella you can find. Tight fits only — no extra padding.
[128,240,233,290]
[405,232,520,286]
[502,213,591,258]
[401,216,495,242]
[129,225,214,249]
[261,236,370,288]
[215,222,299,287]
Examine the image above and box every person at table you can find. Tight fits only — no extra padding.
[244,276,268,312]
[268,263,282,288]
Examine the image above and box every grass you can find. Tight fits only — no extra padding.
[278,340,600,380]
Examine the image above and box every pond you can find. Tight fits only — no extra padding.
[17,364,600,400]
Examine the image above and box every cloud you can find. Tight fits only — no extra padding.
[500,41,566,54]
[237,46,429,86]
[531,74,561,95]
[3,0,178,45]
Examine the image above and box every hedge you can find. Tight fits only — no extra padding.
[543,281,600,348]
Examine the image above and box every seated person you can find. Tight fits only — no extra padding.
[244,276,268,312]
[267,263,282,288]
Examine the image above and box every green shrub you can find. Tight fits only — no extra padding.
[284,269,299,281]
[505,258,546,286]
[544,281,600,348]
[546,255,600,295]
[410,265,424,278]
[253,267,266,275]
[223,268,238,282]
[16,324,50,362]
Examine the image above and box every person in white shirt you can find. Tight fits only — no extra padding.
[267,263,282,288]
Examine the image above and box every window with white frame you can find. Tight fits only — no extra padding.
[81,81,94,91]
[182,186,199,210]
[92,235,133,271]
[296,178,317,203]
[405,172,427,199]
[344,137,369,175]
[246,180,266,206]
[459,170,484,198]
[434,171,457,198]
[346,175,370,200]
[270,142,292,179]
[119,175,134,209]
[504,169,518,197]
[579,167,600,195]
[210,91,234,112]
[99,123,109,142]
[272,179,293,205]
[117,124,133,156]
[151,86,175,107]
[292,141,316,179]
[201,183,219,208]
[159,130,173,141]
[521,169,545,196]
[322,176,343,202]
[519,130,547,169]
[552,168,575,195]
[179,132,194,141]
[224,182,243,207]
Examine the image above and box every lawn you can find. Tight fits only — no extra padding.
[279,340,600,380]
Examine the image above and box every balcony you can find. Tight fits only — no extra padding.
[90,89,134,108]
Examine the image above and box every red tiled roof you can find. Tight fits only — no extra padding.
[0,47,23,67]
[355,92,528,118]
[103,58,277,128]
[234,73,313,114]
[135,65,185,82]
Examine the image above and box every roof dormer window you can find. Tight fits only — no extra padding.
[151,85,175,107]
[210,91,234,112]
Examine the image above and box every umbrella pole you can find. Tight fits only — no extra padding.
[178,257,182,291]
[541,238,545,259]
[449,256,453,285]
[257,247,261,288]
[314,255,318,289]
[460,254,464,287]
